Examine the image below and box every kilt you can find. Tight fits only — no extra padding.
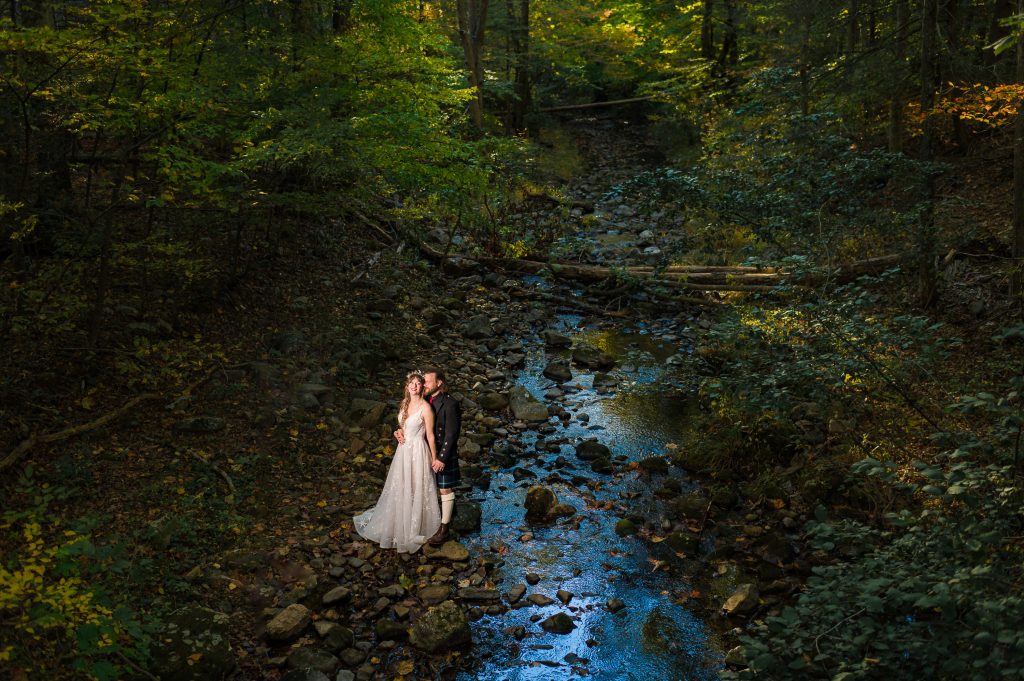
[436,467,461,489]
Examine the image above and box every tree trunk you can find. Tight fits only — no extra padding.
[917,0,939,308]
[457,0,490,130]
[508,0,530,132]
[701,0,715,60]
[846,0,860,55]
[718,0,737,67]
[1012,0,1024,296]
[888,0,908,152]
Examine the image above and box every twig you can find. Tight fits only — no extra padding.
[116,651,160,681]
[189,451,236,495]
[814,607,866,655]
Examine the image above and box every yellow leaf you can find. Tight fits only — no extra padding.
[177,486,185,495]
[397,660,414,675]
[316,500,327,508]
[651,535,666,543]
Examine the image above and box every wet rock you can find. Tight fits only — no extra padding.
[524,486,557,521]
[478,392,509,411]
[450,502,482,533]
[722,584,759,616]
[667,493,709,521]
[513,467,538,482]
[280,671,329,681]
[556,590,573,605]
[665,531,700,554]
[509,386,550,422]
[428,541,470,562]
[378,584,405,599]
[543,361,572,383]
[590,457,613,474]
[614,519,637,536]
[173,416,225,434]
[592,372,618,388]
[458,588,500,602]
[527,594,556,607]
[753,532,794,565]
[725,646,748,667]
[541,330,572,348]
[151,605,234,681]
[540,613,576,634]
[464,315,493,340]
[575,440,610,461]
[286,648,338,674]
[549,503,576,518]
[339,648,365,666]
[322,626,354,652]
[571,346,616,370]
[322,586,351,606]
[506,584,527,604]
[637,456,669,474]
[418,585,450,605]
[266,604,312,642]
[606,598,626,614]
[525,573,541,585]
[375,619,409,641]
[409,601,471,653]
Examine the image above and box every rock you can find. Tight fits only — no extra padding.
[614,519,637,537]
[592,372,618,388]
[418,584,450,605]
[506,584,527,604]
[590,457,613,474]
[348,399,387,428]
[549,503,576,518]
[409,601,471,653]
[637,456,669,474]
[571,346,616,370]
[374,619,409,641]
[173,416,225,434]
[450,502,482,534]
[335,672,355,681]
[753,533,794,565]
[429,541,470,562]
[322,586,351,606]
[722,584,759,616]
[524,486,557,521]
[539,613,576,634]
[265,604,312,642]
[286,648,339,674]
[322,626,354,652]
[268,330,305,354]
[606,598,626,614]
[508,386,550,422]
[151,605,235,681]
[527,593,556,607]
[668,494,709,520]
[458,588,500,602]
[725,646,748,667]
[525,573,541,585]
[280,671,330,681]
[665,531,700,554]
[478,392,509,411]
[378,584,405,599]
[556,590,573,605]
[512,467,538,482]
[575,440,610,461]
[541,330,572,348]
[464,315,493,340]
[543,361,572,383]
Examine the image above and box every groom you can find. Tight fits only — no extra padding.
[396,367,462,545]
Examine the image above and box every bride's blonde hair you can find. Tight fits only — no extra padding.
[398,371,424,427]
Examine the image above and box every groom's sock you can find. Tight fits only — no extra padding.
[441,493,455,525]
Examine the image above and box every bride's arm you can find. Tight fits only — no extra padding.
[421,408,439,462]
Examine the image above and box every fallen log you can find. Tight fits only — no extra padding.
[539,96,654,113]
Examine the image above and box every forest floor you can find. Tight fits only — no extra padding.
[2,115,1022,681]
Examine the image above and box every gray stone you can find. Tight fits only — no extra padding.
[335,672,355,681]
[543,361,572,383]
[427,540,470,562]
[322,626,354,652]
[374,618,408,641]
[571,346,616,370]
[478,392,509,411]
[549,503,576,518]
[539,613,576,634]
[592,372,618,388]
[151,605,235,681]
[607,598,626,614]
[265,604,312,642]
[173,416,225,434]
[524,486,557,522]
[464,315,493,340]
[541,330,572,348]
[280,671,330,681]
[322,586,351,606]
[508,386,550,422]
[722,584,759,616]
[287,648,338,674]
[348,399,387,428]
[590,457,613,474]
[457,587,500,602]
[527,593,556,607]
[409,600,471,653]
[450,502,482,533]
[418,585,450,605]
[506,584,527,604]
[575,440,610,461]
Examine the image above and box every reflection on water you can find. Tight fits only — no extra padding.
[458,315,722,681]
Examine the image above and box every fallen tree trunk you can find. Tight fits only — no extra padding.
[539,96,653,113]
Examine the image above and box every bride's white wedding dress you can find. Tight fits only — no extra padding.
[353,408,441,553]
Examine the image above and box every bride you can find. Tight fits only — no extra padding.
[353,372,442,553]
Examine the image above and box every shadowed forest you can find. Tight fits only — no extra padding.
[3,0,1024,679]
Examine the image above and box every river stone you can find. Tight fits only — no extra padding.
[409,601,471,653]
[524,486,557,521]
[151,605,234,681]
[607,598,626,614]
[458,587,501,602]
[665,531,700,554]
[557,590,573,605]
[375,619,409,641]
[509,386,550,422]
[379,584,405,598]
[335,672,355,681]
[451,502,482,533]
[280,671,329,681]
[323,586,351,606]
[590,457,613,474]
[419,585,450,605]
[541,330,572,348]
[286,648,338,673]
[506,584,527,604]
[266,604,312,642]
[725,646,748,666]
[575,440,610,461]
[668,494,709,521]
[527,593,556,607]
[549,503,576,518]
[464,315,493,340]
[542,361,572,383]
[348,399,387,428]
[592,372,618,388]
[173,416,225,434]
[722,584,759,616]
[753,532,794,565]
[637,456,669,474]
[571,346,616,370]
[614,519,637,536]
[429,541,470,562]
[539,613,576,634]
[478,391,509,411]
[322,626,354,652]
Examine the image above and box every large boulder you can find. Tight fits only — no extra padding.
[508,386,550,422]
[477,392,509,411]
[575,440,611,461]
[151,605,235,681]
[524,486,557,522]
[348,399,387,428]
[542,362,572,383]
[265,604,312,642]
[572,345,616,370]
[409,600,471,653]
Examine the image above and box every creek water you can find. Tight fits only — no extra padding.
[458,308,724,680]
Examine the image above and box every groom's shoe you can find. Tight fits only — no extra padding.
[428,524,448,546]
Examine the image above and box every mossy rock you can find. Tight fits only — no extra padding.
[614,519,638,536]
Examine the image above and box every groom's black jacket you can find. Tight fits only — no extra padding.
[430,391,461,473]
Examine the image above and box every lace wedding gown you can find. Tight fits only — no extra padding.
[353,409,441,553]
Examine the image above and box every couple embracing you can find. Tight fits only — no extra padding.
[353,368,462,553]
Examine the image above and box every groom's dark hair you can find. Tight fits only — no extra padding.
[423,366,446,388]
